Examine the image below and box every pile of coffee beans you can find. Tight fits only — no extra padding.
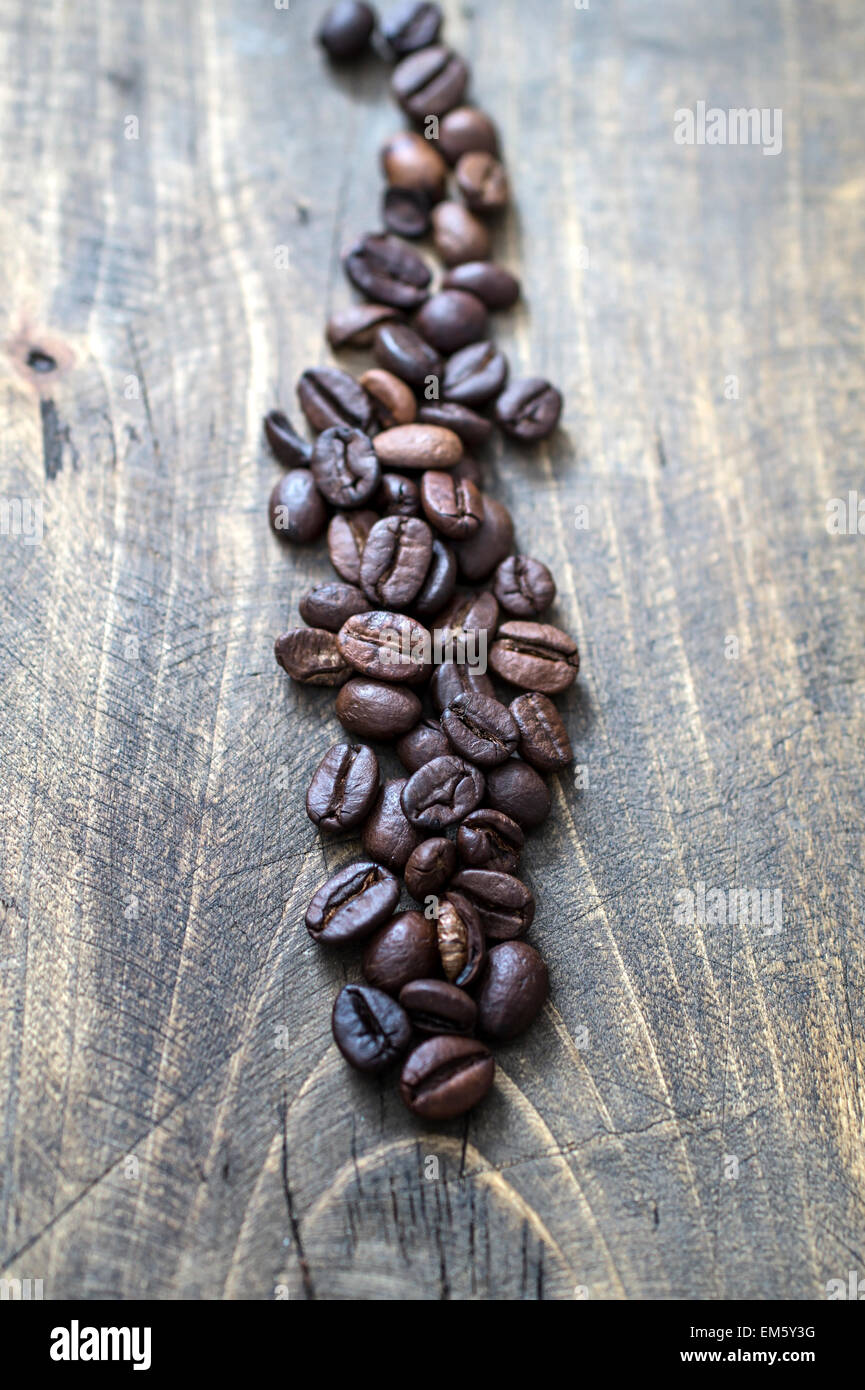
[266,1,578,1121]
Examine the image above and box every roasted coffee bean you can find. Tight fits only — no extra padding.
[381,129,448,199]
[431,200,491,266]
[457,808,524,874]
[420,470,483,540]
[475,940,548,1040]
[451,452,483,487]
[401,754,485,830]
[450,867,534,939]
[338,610,431,683]
[306,860,400,945]
[392,44,468,120]
[362,778,421,872]
[336,678,422,739]
[318,1,375,60]
[344,232,432,310]
[395,717,451,772]
[360,369,417,430]
[441,692,518,767]
[274,627,351,686]
[399,978,476,1035]
[332,983,412,1073]
[383,185,431,238]
[435,589,499,646]
[437,105,498,164]
[360,515,434,607]
[418,401,493,451]
[374,472,421,516]
[373,321,443,388]
[383,1,442,57]
[414,289,488,354]
[484,759,551,829]
[372,423,462,471]
[363,910,441,994]
[509,692,573,771]
[298,367,374,433]
[327,509,377,583]
[495,376,563,441]
[268,471,328,544]
[300,581,370,632]
[264,410,312,467]
[327,303,403,351]
[404,837,456,899]
[452,494,514,581]
[443,340,508,406]
[436,890,485,986]
[443,261,520,310]
[400,1034,494,1118]
[493,555,556,618]
[455,152,509,215]
[312,426,380,509]
[429,659,495,713]
[489,620,579,693]
[413,537,457,619]
[306,742,379,832]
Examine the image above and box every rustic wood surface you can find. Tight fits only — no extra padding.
[1,0,863,1301]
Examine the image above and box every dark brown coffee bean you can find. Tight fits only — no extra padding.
[362,779,421,872]
[360,369,418,430]
[338,610,432,683]
[297,367,374,433]
[336,678,422,739]
[274,628,351,686]
[436,890,485,986]
[374,472,421,516]
[381,129,448,199]
[413,538,457,619]
[417,402,492,451]
[264,410,312,467]
[484,759,551,829]
[383,185,431,238]
[392,44,468,120]
[450,867,534,940]
[373,423,462,471]
[452,494,514,581]
[510,692,573,772]
[327,509,377,583]
[429,659,495,713]
[306,860,400,945]
[299,582,370,633]
[400,1034,494,1118]
[493,555,556,618]
[363,911,440,994]
[451,452,483,487]
[268,471,328,545]
[457,808,524,874]
[489,620,579,694]
[435,589,499,646]
[475,940,548,1041]
[383,2,442,57]
[455,152,509,214]
[373,321,443,388]
[401,755,485,830]
[414,290,487,354]
[495,376,563,441]
[404,837,456,899]
[443,340,508,406]
[431,200,491,266]
[306,742,379,832]
[442,261,520,310]
[360,516,434,607]
[441,692,518,767]
[395,717,451,773]
[318,1,375,60]
[332,983,411,1073]
[327,303,403,350]
[344,232,432,310]
[437,106,498,164]
[399,978,476,1035]
[419,470,483,541]
[312,426,380,509]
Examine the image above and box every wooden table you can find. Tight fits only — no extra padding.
[1,0,863,1301]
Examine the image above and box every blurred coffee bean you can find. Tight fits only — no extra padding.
[336,678,423,739]
[360,368,417,430]
[430,659,495,713]
[452,494,514,581]
[493,555,556,618]
[318,1,375,60]
[381,129,448,199]
[264,410,312,467]
[484,759,551,829]
[274,627,351,686]
[374,321,443,388]
[413,536,457,618]
[443,261,520,309]
[418,401,493,451]
[299,581,370,632]
[431,200,491,266]
[373,423,462,471]
[311,426,380,508]
[344,232,432,309]
[435,589,499,645]
[420,469,483,540]
[495,376,563,440]
[298,366,374,433]
[392,44,468,120]
[374,471,421,516]
[327,303,403,350]
[455,152,509,214]
[383,2,442,57]
[268,471,328,544]
[443,340,508,406]
[383,185,431,238]
[414,289,487,353]
[437,105,498,164]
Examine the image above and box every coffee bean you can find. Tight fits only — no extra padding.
[452,452,483,487]
[383,185,431,238]
[373,321,443,388]
[457,808,524,874]
[264,410,312,467]
[344,232,432,310]
[509,692,573,771]
[435,589,499,646]
[274,627,351,686]
[475,940,548,1040]
[383,1,442,57]
[442,261,520,310]
[306,860,400,945]
[392,44,468,120]
[362,778,421,872]
[381,129,448,199]
[306,742,379,832]
[441,692,518,767]
[298,367,374,433]
[318,1,375,60]
[495,376,562,441]
[442,340,508,406]
[372,423,462,471]
[429,659,495,713]
[489,620,579,693]
[395,717,451,773]
[338,610,432,683]
[420,470,483,540]
[484,759,551,829]
[332,983,412,1073]
[437,105,498,164]
[312,426,380,509]
[413,537,457,619]
[400,1034,494,1118]
[327,303,403,350]
[493,555,556,618]
[336,678,422,739]
[404,836,456,899]
[450,867,534,939]
[431,200,491,266]
[399,978,476,1035]
[268,471,328,544]
[455,152,509,215]
[374,471,421,516]
[360,515,434,606]
[327,509,377,583]
[401,754,485,830]
[452,494,514,581]
[360,371,418,435]
[363,910,441,994]
[418,401,493,450]
[300,581,371,632]
[436,890,485,985]
[414,289,487,353]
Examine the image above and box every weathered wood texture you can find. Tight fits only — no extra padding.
[1,0,864,1301]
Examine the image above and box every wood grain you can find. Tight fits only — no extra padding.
[1,0,863,1300]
